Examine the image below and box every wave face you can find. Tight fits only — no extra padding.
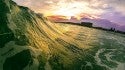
[0,0,125,70]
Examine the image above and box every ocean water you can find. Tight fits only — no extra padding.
[56,23,125,70]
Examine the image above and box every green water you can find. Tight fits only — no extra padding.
[55,23,125,70]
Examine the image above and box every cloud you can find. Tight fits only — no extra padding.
[13,0,125,25]
[88,0,125,15]
[13,0,125,14]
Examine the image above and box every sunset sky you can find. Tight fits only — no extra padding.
[13,0,125,26]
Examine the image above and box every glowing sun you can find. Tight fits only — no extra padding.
[52,1,89,19]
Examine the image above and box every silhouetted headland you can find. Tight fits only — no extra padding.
[55,22,125,34]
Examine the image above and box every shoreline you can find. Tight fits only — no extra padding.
[55,22,125,35]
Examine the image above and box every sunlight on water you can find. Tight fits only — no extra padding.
[57,23,100,49]
[55,23,125,70]
[1,0,125,70]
